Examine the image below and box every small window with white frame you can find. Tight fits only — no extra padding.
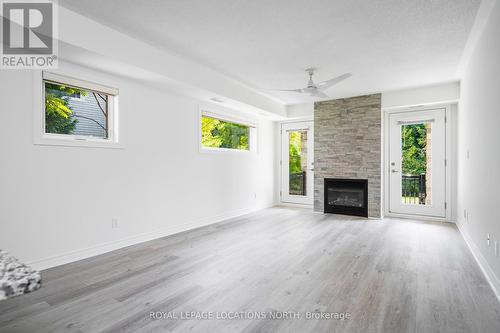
[37,72,119,147]
[200,110,257,152]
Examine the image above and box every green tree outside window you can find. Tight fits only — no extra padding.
[45,83,87,134]
[201,116,250,150]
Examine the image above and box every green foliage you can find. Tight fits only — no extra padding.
[288,132,303,173]
[288,131,307,195]
[201,116,249,150]
[45,83,86,134]
[401,124,428,175]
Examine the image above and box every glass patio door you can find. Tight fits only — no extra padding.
[389,108,446,217]
[281,122,314,205]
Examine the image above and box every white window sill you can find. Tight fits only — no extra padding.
[34,136,124,149]
[199,146,254,154]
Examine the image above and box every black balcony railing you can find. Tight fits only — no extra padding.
[289,171,306,196]
[402,174,426,204]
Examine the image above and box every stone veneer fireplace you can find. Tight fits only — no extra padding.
[314,94,381,217]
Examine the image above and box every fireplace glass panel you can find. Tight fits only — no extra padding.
[328,188,364,208]
[324,179,368,217]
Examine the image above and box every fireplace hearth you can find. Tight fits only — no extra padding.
[324,178,368,217]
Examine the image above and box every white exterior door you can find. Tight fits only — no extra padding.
[281,122,314,205]
[388,108,446,217]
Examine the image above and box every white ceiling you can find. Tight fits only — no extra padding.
[61,0,480,105]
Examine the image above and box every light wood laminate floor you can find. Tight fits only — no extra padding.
[1,207,500,332]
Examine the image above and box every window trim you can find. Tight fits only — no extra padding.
[33,71,122,149]
[198,106,258,154]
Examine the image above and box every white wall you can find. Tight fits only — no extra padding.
[457,0,500,296]
[284,81,460,119]
[286,103,314,119]
[382,82,460,109]
[0,61,277,270]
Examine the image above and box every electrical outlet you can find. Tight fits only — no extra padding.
[487,234,490,246]
[111,218,118,229]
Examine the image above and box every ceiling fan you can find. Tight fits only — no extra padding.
[275,68,351,98]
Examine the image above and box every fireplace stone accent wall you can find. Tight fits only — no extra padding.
[314,94,381,217]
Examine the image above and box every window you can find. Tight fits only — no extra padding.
[36,72,120,148]
[200,111,256,152]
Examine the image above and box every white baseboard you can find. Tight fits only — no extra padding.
[384,212,453,223]
[457,222,500,302]
[276,202,313,209]
[27,204,273,271]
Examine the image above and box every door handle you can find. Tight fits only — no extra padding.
[391,169,399,173]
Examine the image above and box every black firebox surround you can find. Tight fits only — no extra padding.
[324,178,368,217]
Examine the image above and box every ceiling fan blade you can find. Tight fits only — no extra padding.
[318,73,352,91]
[273,88,304,94]
[310,90,329,98]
